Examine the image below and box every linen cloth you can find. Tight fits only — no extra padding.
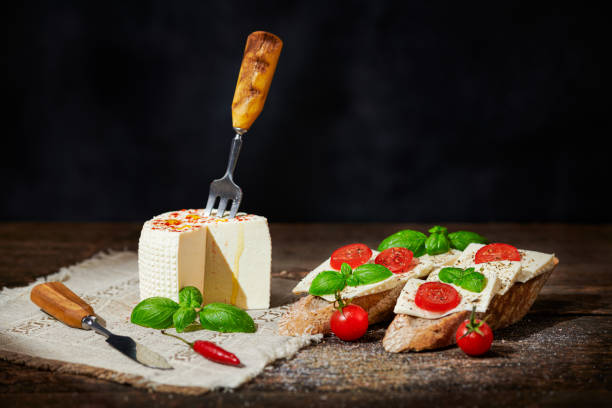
[0,251,320,394]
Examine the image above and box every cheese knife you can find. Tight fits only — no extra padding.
[30,281,172,370]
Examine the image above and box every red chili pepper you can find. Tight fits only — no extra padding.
[161,331,241,366]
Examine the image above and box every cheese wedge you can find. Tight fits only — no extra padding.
[394,265,501,319]
[138,209,271,309]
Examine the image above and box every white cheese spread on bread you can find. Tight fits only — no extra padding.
[454,243,555,286]
[293,250,461,300]
[394,265,501,318]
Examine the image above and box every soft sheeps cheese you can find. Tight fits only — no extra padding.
[394,265,502,319]
[292,250,460,301]
[453,243,555,286]
[138,209,271,309]
[419,249,462,268]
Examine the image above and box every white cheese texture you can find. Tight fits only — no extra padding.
[393,267,501,318]
[292,249,460,301]
[454,243,555,285]
[138,209,271,309]
[394,242,556,318]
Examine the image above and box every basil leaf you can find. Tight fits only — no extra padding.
[458,272,486,293]
[425,232,450,255]
[353,264,393,285]
[346,275,360,287]
[199,303,256,333]
[428,225,448,235]
[438,267,464,284]
[340,263,352,278]
[378,230,427,257]
[448,231,489,251]
[178,286,203,308]
[309,271,346,295]
[130,297,179,329]
[173,307,196,333]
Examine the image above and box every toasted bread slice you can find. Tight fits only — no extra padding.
[278,285,403,336]
[382,257,558,352]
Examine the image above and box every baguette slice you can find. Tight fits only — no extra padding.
[383,257,558,352]
[278,285,403,336]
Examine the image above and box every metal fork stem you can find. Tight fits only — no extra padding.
[224,133,243,179]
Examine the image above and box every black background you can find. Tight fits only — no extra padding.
[4,1,608,222]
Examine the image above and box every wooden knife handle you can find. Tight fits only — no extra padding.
[231,31,283,132]
[30,282,94,328]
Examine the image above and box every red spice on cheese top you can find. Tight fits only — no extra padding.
[148,209,255,232]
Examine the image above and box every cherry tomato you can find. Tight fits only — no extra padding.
[330,243,373,270]
[375,247,415,273]
[414,282,461,313]
[330,304,369,341]
[456,312,493,356]
[475,243,521,264]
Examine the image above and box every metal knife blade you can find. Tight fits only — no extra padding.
[82,316,173,370]
[106,333,173,370]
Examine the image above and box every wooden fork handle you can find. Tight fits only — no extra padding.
[31,282,94,328]
[231,31,283,132]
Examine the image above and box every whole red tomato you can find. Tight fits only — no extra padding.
[456,309,493,356]
[330,304,369,341]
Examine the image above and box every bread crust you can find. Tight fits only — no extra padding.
[383,257,559,352]
[278,285,403,336]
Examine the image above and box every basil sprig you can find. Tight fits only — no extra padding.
[200,303,256,333]
[438,267,487,293]
[130,286,256,333]
[130,297,180,329]
[309,262,392,296]
[179,286,203,308]
[378,226,489,256]
[448,231,489,251]
[378,230,427,257]
[425,225,450,255]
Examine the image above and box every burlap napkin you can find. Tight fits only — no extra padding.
[0,251,320,394]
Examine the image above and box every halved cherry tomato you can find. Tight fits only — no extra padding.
[456,310,493,356]
[330,304,369,341]
[330,243,373,270]
[375,247,415,274]
[415,282,461,313]
[475,243,521,264]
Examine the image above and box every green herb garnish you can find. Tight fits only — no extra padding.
[425,225,451,255]
[377,230,427,257]
[130,286,256,334]
[438,267,487,293]
[378,226,489,257]
[448,231,489,251]
[199,302,256,333]
[308,262,392,296]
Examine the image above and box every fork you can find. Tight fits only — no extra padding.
[204,31,283,219]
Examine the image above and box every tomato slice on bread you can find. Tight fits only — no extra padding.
[475,243,521,264]
[330,243,373,270]
[374,247,415,274]
[415,282,461,313]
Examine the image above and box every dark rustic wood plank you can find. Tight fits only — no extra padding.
[1,222,611,407]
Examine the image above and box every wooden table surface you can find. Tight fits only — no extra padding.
[1,222,611,407]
